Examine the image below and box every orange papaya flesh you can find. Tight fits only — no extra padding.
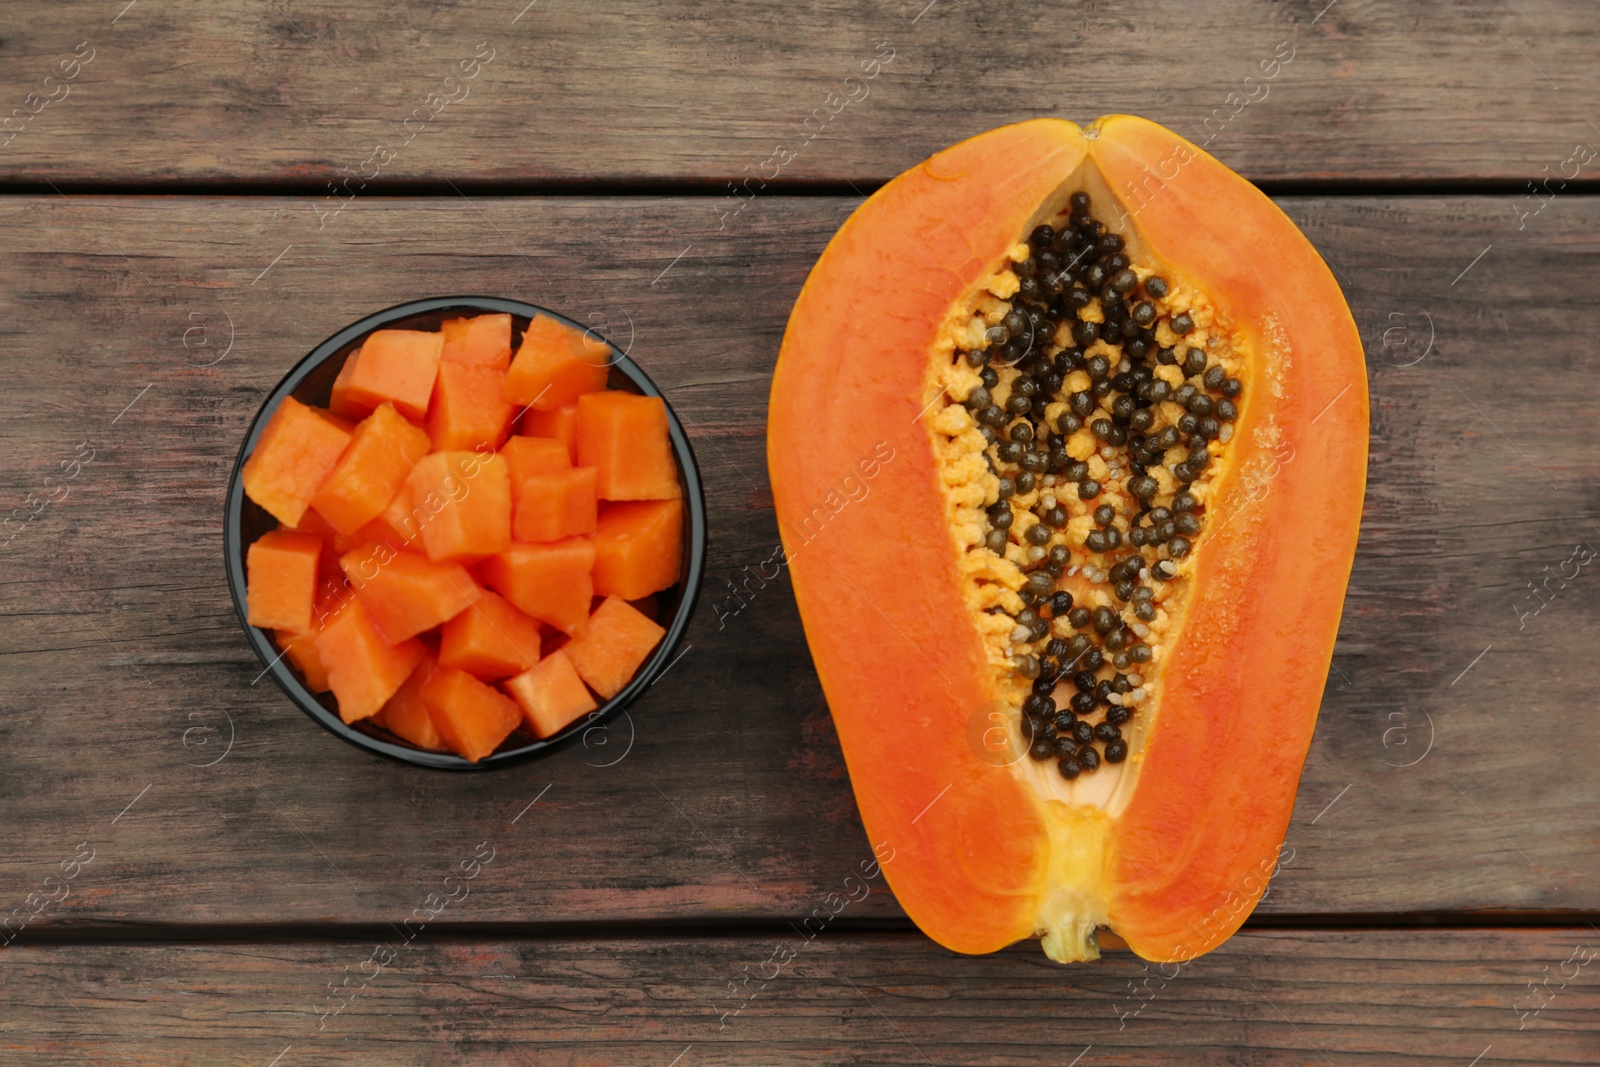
[363,482,432,553]
[502,435,572,485]
[314,598,426,723]
[574,391,681,501]
[406,451,512,563]
[420,665,524,762]
[438,589,544,680]
[512,466,599,543]
[504,315,610,410]
[475,537,595,637]
[338,546,483,645]
[522,402,581,463]
[766,117,1366,965]
[441,313,513,370]
[592,499,683,600]
[274,626,332,693]
[309,402,432,534]
[426,363,515,453]
[245,530,323,632]
[241,396,353,527]
[373,655,447,751]
[328,330,443,422]
[504,648,598,738]
[562,595,665,700]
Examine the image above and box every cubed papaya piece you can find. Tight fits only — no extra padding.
[309,403,432,534]
[241,396,354,526]
[563,596,667,699]
[426,363,515,453]
[513,466,598,543]
[592,499,684,600]
[504,315,609,410]
[283,507,339,540]
[339,545,483,644]
[438,590,543,680]
[420,665,523,762]
[246,530,323,632]
[522,402,580,463]
[315,598,425,723]
[440,313,512,370]
[476,537,595,636]
[274,626,331,693]
[329,330,443,422]
[502,435,571,486]
[362,482,426,551]
[374,655,446,750]
[312,567,359,628]
[575,391,681,501]
[348,512,410,556]
[504,649,598,738]
[406,451,512,563]
[278,518,344,588]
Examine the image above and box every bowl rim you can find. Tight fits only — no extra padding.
[223,295,707,770]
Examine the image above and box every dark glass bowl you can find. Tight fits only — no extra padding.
[223,297,706,769]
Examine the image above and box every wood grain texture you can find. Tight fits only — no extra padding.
[0,0,1597,186]
[2,929,1596,1064]
[0,194,1597,930]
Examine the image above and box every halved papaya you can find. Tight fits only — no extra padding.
[767,117,1366,964]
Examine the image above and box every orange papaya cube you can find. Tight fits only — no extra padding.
[315,599,425,723]
[348,511,410,556]
[502,435,571,485]
[476,537,595,636]
[426,363,514,453]
[246,530,323,632]
[278,519,344,589]
[440,313,513,370]
[504,649,598,738]
[313,566,360,627]
[328,330,443,421]
[438,590,543,680]
[339,545,483,644]
[374,655,446,750]
[563,595,667,699]
[420,665,522,762]
[284,507,339,540]
[513,466,598,543]
[241,396,354,526]
[406,451,512,563]
[575,391,681,501]
[522,402,580,462]
[309,403,432,534]
[365,482,428,550]
[592,499,684,600]
[275,627,332,693]
[504,315,609,410]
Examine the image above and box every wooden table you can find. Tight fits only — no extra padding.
[2,1,1597,1062]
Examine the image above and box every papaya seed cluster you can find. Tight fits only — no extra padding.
[942,191,1244,781]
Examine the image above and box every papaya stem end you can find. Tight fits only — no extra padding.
[1040,920,1101,963]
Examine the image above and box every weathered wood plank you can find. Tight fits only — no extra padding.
[0,195,1597,928]
[2,929,1595,1064]
[0,0,1597,186]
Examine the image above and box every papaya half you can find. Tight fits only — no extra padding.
[767,117,1366,963]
